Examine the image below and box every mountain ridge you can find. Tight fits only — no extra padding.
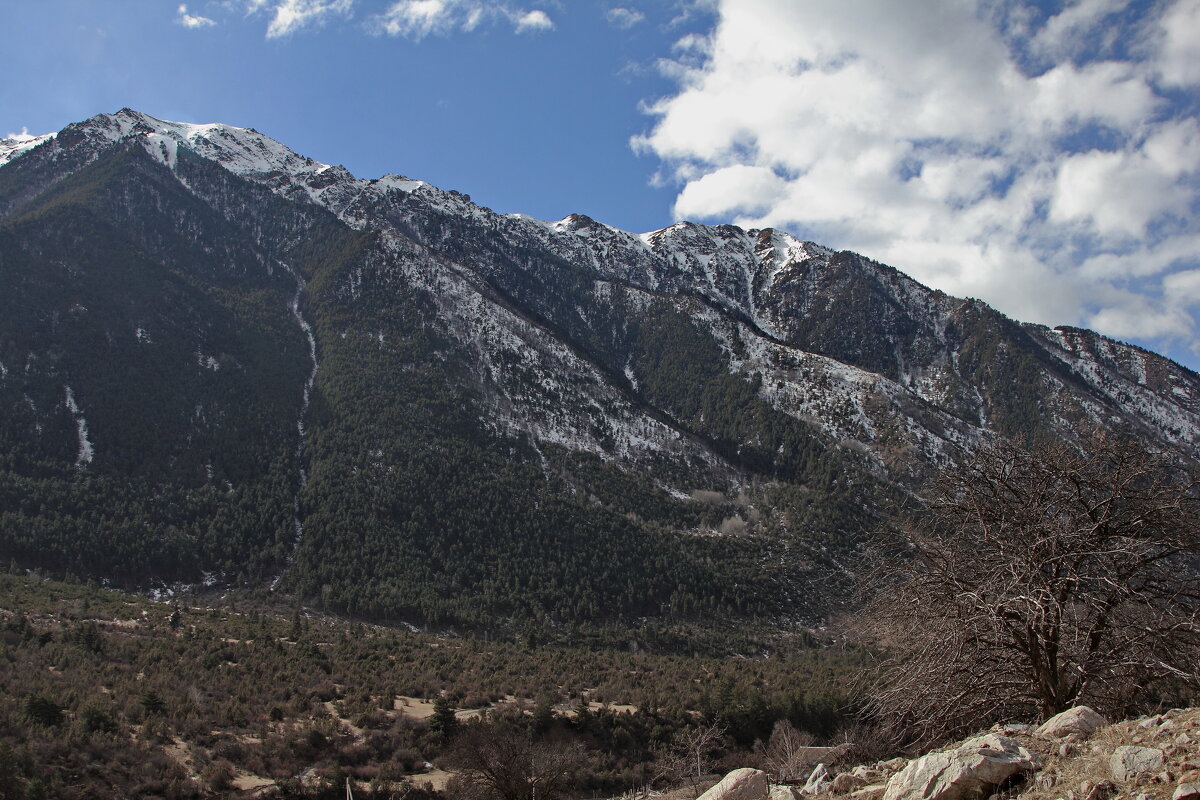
[1,108,1197,632]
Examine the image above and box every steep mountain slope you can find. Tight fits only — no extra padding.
[1,109,1197,633]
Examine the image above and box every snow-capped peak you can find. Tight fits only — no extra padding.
[90,108,333,180]
[0,130,55,167]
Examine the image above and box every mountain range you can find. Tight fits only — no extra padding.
[1,109,1197,636]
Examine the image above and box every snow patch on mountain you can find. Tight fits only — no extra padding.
[0,130,55,167]
[63,385,94,467]
[1034,327,1200,447]
[368,229,730,489]
[196,351,220,371]
[19,107,1200,480]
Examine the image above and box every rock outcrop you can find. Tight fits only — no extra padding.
[699,768,770,800]
[748,707,1200,800]
[881,734,1039,800]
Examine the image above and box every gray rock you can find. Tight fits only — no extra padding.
[830,773,866,794]
[1036,707,1109,739]
[850,786,887,800]
[1083,780,1117,800]
[699,769,770,800]
[882,734,1040,800]
[1174,783,1200,800]
[804,764,831,795]
[1110,746,1165,782]
[770,784,803,800]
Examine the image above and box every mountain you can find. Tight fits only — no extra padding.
[1,109,1197,635]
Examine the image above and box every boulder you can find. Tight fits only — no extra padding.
[1082,780,1117,800]
[770,785,803,800]
[1036,707,1108,739]
[1110,747,1165,783]
[830,773,867,794]
[851,786,887,800]
[1174,784,1200,800]
[699,769,770,800]
[804,764,832,795]
[882,734,1040,800]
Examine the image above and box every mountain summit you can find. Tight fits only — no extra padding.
[1,109,1196,633]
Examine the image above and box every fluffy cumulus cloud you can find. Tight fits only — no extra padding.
[635,0,1200,357]
[513,9,553,33]
[371,0,553,40]
[606,7,645,30]
[177,3,216,28]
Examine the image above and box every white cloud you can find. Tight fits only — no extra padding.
[1157,0,1200,86]
[1050,149,1187,238]
[6,127,37,142]
[635,0,1200,358]
[177,3,217,28]
[1029,0,1125,61]
[371,1,553,39]
[674,165,787,219]
[374,0,454,38]
[513,9,553,33]
[263,0,353,38]
[606,7,645,30]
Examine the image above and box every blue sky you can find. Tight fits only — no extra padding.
[0,0,707,233]
[3,1,1200,370]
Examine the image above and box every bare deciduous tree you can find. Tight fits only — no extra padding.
[444,722,585,800]
[754,720,815,782]
[859,431,1200,748]
[652,722,727,791]
[676,722,727,781]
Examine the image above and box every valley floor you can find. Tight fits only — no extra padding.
[0,572,858,799]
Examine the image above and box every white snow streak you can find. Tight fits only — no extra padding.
[271,261,319,592]
[63,385,94,467]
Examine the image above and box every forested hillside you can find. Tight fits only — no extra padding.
[1,109,1198,636]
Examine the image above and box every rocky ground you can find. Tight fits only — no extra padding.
[696,708,1200,800]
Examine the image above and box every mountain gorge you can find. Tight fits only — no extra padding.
[1,109,1197,636]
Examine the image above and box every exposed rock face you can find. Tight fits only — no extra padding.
[699,769,769,800]
[1110,746,1165,782]
[882,734,1040,800]
[1036,707,1108,739]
